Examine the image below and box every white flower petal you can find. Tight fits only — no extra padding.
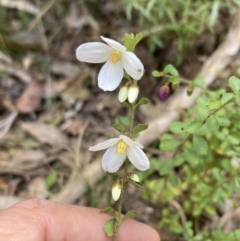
[76,42,112,63]
[122,51,144,80]
[102,146,126,173]
[98,60,124,91]
[89,138,119,151]
[120,135,143,148]
[127,146,150,171]
[101,36,126,52]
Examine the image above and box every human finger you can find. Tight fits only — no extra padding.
[0,198,160,241]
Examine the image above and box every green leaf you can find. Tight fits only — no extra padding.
[163,64,179,77]
[212,168,222,181]
[205,205,216,215]
[169,76,180,84]
[221,92,234,104]
[113,123,126,133]
[134,124,148,135]
[235,92,240,106]
[103,218,115,237]
[100,208,117,218]
[194,234,204,241]
[173,155,185,166]
[169,171,179,187]
[160,134,181,151]
[226,135,239,145]
[193,136,208,155]
[234,176,240,189]
[216,115,230,127]
[45,171,57,190]
[130,180,144,189]
[149,179,165,192]
[122,33,143,52]
[169,121,187,134]
[115,116,130,126]
[122,210,138,221]
[136,98,149,106]
[123,72,131,80]
[206,99,222,110]
[159,160,173,175]
[152,70,162,77]
[183,147,198,166]
[229,76,240,93]
[197,107,209,121]
[121,101,131,108]
[206,115,219,131]
[193,76,204,87]
[197,96,208,106]
[209,0,220,27]
[194,124,209,136]
[185,121,202,134]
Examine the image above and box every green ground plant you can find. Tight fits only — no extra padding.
[142,66,240,241]
[123,0,240,55]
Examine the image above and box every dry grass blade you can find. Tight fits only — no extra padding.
[0,0,40,15]
[50,161,103,203]
[0,63,32,83]
[0,111,18,139]
[20,122,68,147]
[16,80,44,113]
[28,0,56,30]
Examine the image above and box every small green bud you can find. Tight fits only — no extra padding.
[130,173,140,182]
[187,83,193,96]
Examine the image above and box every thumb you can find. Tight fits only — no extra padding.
[0,198,160,241]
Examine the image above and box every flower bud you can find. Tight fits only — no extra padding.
[187,83,193,96]
[130,173,140,182]
[118,86,129,103]
[128,84,139,103]
[158,85,170,100]
[112,182,122,201]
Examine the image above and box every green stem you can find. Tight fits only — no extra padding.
[114,161,129,241]
[130,104,136,135]
[113,104,136,241]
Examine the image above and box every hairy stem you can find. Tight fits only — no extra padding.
[113,102,136,241]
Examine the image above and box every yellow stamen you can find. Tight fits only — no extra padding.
[117,140,127,154]
[110,51,121,63]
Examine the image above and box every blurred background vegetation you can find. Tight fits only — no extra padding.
[1,0,240,240]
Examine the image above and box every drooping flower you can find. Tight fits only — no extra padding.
[158,85,170,100]
[76,36,144,91]
[89,135,150,173]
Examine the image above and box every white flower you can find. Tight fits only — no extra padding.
[89,135,150,173]
[76,36,144,91]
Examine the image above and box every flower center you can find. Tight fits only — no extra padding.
[117,140,127,154]
[110,50,121,63]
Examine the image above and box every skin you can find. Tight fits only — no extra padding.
[0,198,160,241]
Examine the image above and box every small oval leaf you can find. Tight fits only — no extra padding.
[103,218,116,237]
